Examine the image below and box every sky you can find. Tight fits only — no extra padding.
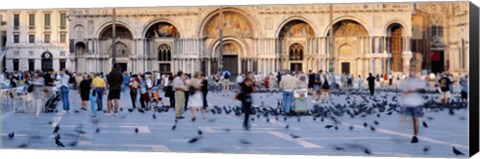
[0,0,477,9]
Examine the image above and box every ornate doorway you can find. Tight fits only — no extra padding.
[289,43,304,72]
[389,25,403,72]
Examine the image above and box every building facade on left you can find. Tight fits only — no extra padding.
[0,9,69,72]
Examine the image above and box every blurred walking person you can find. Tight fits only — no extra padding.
[201,74,209,110]
[237,77,255,130]
[367,73,376,96]
[31,71,46,119]
[188,72,205,121]
[399,68,426,143]
[459,74,468,103]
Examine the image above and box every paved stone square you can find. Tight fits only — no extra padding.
[0,88,470,158]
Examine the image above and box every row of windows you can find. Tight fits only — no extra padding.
[12,59,66,71]
[13,34,66,44]
[14,13,67,28]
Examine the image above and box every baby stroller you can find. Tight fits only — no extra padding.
[149,87,169,112]
[45,90,61,113]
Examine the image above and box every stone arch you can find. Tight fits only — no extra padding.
[322,15,371,37]
[197,7,259,39]
[98,24,133,40]
[143,18,182,38]
[75,42,86,55]
[275,16,317,38]
[108,41,130,57]
[95,20,136,39]
[289,43,304,61]
[387,22,404,72]
[338,43,353,57]
[209,37,248,58]
[383,19,409,36]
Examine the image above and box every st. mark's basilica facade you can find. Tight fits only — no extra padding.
[0,2,470,78]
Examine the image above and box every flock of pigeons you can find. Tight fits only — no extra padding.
[4,90,468,156]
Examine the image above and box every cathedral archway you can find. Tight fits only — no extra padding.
[328,20,369,75]
[98,24,133,56]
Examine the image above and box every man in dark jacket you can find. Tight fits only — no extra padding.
[367,73,376,96]
[106,64,124,116]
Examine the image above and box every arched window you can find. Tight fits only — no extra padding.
[158,44,171,61]
[289,43,304,61]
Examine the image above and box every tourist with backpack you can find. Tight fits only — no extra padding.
[221,70,231,96]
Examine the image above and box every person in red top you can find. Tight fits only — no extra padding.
[384,73,388,89]
[129,74,141,109]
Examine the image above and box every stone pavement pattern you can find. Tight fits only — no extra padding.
[0,89,469,158]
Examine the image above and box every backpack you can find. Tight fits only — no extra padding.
[322,79,330,89]
[223,71,231,79]
[314,74,321,84]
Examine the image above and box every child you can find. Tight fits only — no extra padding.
[90,89,98,117]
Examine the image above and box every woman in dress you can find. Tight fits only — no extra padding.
[78,75,91,111]
[188,71,205,121]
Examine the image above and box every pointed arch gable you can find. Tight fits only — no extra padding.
[197,7,260,39]
[275,16,318,38]
[321,15,371,37]
[142,18,183,38]
[95,20,136,39]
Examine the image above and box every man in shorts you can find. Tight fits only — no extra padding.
[106,64,124,116]
[400,67,427,143]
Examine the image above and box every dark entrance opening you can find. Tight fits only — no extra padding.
[223,55,238,81]
[41,52,53,72]
[431,51,444,74]
[290,63,303,72]
[341,62,350,75]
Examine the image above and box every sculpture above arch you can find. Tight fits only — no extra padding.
[145,22,180,39]
[279,20,315,38]
[204,11,253,38]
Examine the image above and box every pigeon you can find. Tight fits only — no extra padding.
[74,110,80,113]
[297,118,301,122]
[68,141,78,147]
[364,148,372,154]
[313,117,317,121]
[152,113,157,119]
[266,118,270,123]
[334,126,339,130]
[377,114,381,118]
[284,117,287,121]
[138,109,145,113]
[374,121,379,125]
[370,126,376,131]
[8,132,14,139]
[333,146,346,151]
[251,118,254,121]
[120,108,123,112]
[198,130,203,135]
[55,139,65,147]
[423,146,430,152]
[53,125,60,134]
[17,143,29,148]
[134,128,139,134]
[96,128,100,133]
[325,125,334,129]
[285,124,290,129]
[171,125,177,130]
[275,116,279,121]
[188,136,201,143]
[47,121,53,125]
[127,108,134,112]
[290,133,300,139]
[55,134,61,140]
[223,128,231,132]
[422,121,428,128]
[387,111,393,115]
[239,139,251,144]
[349,126,354,130]
[363,123,368,128]
[452,147,465,156]
[321,118,324,122]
